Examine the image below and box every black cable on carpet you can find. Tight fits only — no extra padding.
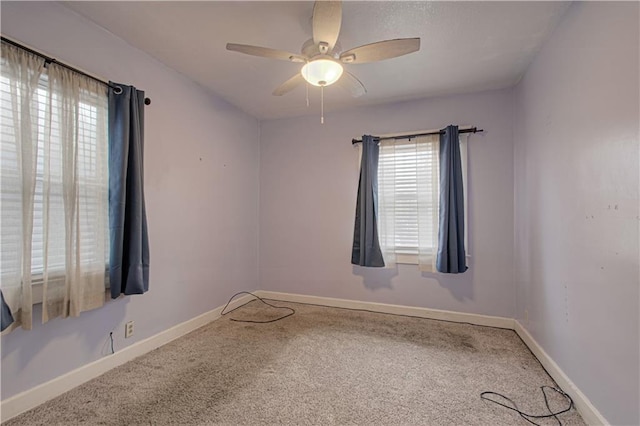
[481,386,574,426]
[221,291,295,323]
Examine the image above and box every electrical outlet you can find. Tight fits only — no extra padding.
[125,321,134,338]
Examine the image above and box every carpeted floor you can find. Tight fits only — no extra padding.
[6,299,585,425]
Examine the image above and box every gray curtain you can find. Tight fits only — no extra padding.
[1,290,14,332]
[351,135,385,267]
[437,125,468,273]
[108,82,149,299]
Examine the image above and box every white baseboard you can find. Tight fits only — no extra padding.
[514,321,608,426]
[255,290,515,329]
[0,293,256,423]
[1,291,607,426]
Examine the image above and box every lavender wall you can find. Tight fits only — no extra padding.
[513,2,639,424]
[1,2,260,400]
[259,89,515,317]
[3,2,635,424]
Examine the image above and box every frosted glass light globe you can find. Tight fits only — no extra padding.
[301,59,343,87]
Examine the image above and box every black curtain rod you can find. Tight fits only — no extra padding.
[1,36,151,105]
[351,127,483,144]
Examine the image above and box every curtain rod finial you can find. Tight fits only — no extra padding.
[144,98,151,105]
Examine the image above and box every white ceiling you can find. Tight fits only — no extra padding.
[63,1,571,120]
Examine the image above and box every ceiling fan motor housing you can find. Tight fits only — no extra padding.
[301,38,341,60]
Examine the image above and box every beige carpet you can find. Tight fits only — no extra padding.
[6,299,585,425]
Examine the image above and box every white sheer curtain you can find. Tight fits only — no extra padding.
[1,43,108,331]
[416,135,440,271]
[378,135,440,271]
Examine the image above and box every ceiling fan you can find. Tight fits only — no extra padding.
[226,0,420,99]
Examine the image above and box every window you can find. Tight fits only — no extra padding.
[1,75,108,278]
[1,43,109,325]
[376,134,467,270]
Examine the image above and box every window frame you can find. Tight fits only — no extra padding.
[375,132,469,266]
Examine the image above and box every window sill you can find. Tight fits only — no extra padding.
[391,253,472,266]
[29,270,109,305]
[396,254,419,265]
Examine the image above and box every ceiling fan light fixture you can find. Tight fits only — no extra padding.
[301,58,343,87]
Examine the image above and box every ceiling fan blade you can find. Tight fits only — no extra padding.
[226,43,306,62]
[336,72,366,98]
[340,38,420,64]
[312,1,342,53]
[273,73,305,96]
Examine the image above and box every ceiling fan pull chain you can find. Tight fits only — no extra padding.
[321,85,324,124]
[306,82,309,107]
